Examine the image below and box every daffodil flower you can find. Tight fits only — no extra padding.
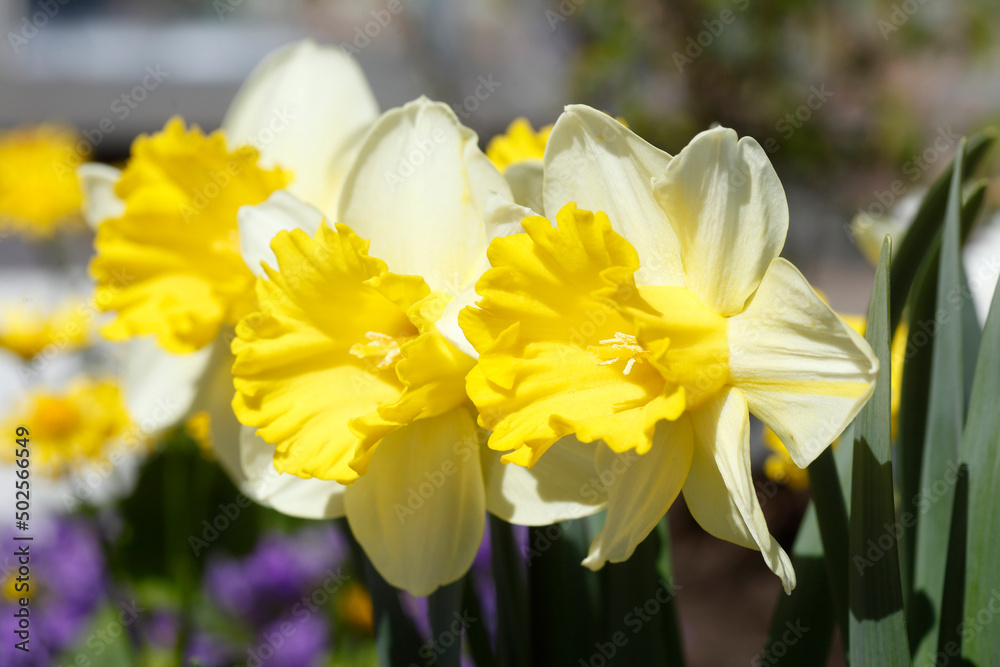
[232,98,607,595]
[0,377,147,517]
[0,125,85,239]
[0,299,92,362]
[78,40,381,494]
[460,106,879,592]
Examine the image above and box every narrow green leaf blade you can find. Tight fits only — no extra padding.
[896,180,986,604]
[806,447,850,646]
[763,506,836,666]
[527,517,603,665]
[488,515,530,667]
[461,575,498,667]
[428,580,464,667]
[601,517,684,665]
[889,129,994,331]
[849,236,910,665]
[911,139,968,664]
[351,533,425,667]
[961,274,1000,664]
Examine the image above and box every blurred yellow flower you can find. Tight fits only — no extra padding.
[0,125,84,238]
[486,118,552,171]
[338,583,374,635]
[2,569,24,602]
[90,117,290,353]
[762,318,908,488]
[184,411,215,459]
[2,379,137,477]
[0,300,92,361]
[762,427,812,492]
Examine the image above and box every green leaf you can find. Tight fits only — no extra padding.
[350,531,425,667]
[601,517,684,665]
[762,506,836,666]
[654,519,685,665]
[488,515,529,667]
[428,580,464,667]
[462,574,498,667]
[806,447,850,647]
[56,603,136,667]
[762,424,857,665]
[897,180,986,604]
[960,272,1000,665]
[849,236,910,665]
[910,139,969,664]
[889,129,995,332]
[527,517,603,666]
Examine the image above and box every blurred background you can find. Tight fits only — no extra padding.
[2,0,1000,665]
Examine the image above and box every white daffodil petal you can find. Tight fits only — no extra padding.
[728,258,878,467]
[482,434,606,526]
[683,387,795,593]
[437,192,538,359]
[485,190,539,242]
[503,160,544,213]
[188,333,247,487]
[964,216,1000,326]
[77,163,124,230]
[345,409,485,597]
[583,419,692,570]
[238,190,325,278]
[239,426,345,519]
[436,287,480,359]
[543,104,681,286]
[339,97,511,294]
[222,39,379,212]
[124,336,213,434]
[654,126,787,316]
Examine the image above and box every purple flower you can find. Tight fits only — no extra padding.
[205,526,348,625]
[187,631,238,667]
[0,517,106,666]
[202,525,348,663]
[254,613,328,667]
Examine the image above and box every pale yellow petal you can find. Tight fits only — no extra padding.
[542,104,681,286]
[237,190,324,278]
[654,126,787,316]
[481,435,606,526]
[222,40,379,213]
[583,418,693,569]
[503,161,544,212]
[338,97,510,293]
[345,409,485,597]
[727,258,878,468]
[77,163,124,230]
[240,426,346,519]
[683,388,795,593]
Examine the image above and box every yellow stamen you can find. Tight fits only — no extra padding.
[349,331,415,370]
[588,332,646,375]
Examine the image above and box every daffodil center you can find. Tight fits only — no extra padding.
[31,396,81,439]
[350,331,417,370]
[588,332,647,375]
[635,285,731,412]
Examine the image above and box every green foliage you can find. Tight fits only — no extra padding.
[848,237,910,665]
